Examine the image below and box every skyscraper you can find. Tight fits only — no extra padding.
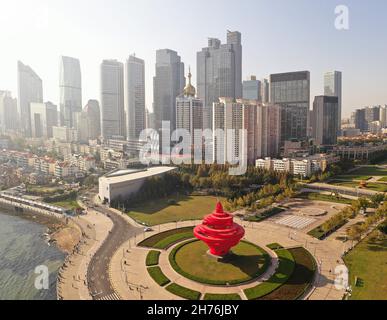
[197,31,242,129]
[243,76,261,101]
[261,78,270,103]
[312,96,339,146]
[270,71,310,144]
[324,71,342,132]
[100,60,125,139]
[176,69,203,157]
[17,61,43,137]
[59,56,82,128]
[153,49,185,133]
[30,102,58,138]
[125,55,146,140]
[0,91,18,134]
[83,99,101,140]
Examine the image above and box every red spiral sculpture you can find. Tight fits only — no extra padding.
[194,202,245,257]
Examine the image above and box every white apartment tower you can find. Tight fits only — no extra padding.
[125,55,146,140]
[17,61,43,137]
[59,56,82,128]
[100,60,125,139]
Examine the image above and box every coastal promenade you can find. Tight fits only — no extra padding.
[57,210,113,300]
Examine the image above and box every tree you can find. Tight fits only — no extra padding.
[370,193,385,208]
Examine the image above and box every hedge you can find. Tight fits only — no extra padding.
[146,251,161,267]
[166,283,201,300]
[147,267,171,287]
[244,248,295,300]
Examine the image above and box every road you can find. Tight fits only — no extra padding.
[305,182,383,197]
[86,203,141,300]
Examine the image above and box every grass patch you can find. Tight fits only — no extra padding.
[166,283,201,300]
[50,199,82,211]
[169,240,270,286]
[267,243,284,250]
[260,247,316,300]
[138,227,194,249]
[245,207,285,222]
[350,166,387,176]
[244,249,295,300]
[308,219,348,240]
[203,293,242,300]
[378,176,387,182]
[298,192,353,205]
[344,229,387,300]
[147,267,171,287]
[127,195,225,226]
[146,251,161,266]
[335,175,372,181]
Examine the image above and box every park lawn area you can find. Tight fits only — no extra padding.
[170,240,270,285]
[344,230,387,300]
[365,183,387,192]
[146,251,161,266]
[51,199,82,211]
[260,247,316,300]
[350,165,387,177]
[335,175,372,181]
[166,283,201,300]
[298,192,353,205]
[127,195,225,226]
[244,248,295,300]
[378,176,387,182]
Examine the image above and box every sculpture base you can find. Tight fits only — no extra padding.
[206,250,234,262]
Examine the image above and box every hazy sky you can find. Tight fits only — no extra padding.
[1,0,386,117]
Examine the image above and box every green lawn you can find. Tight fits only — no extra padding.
[147,267,171,287]
[329,181,387,192]
[203,293,241,300]
[298,192,353,205]
[146,251,161,266]
[127,195,225,226]
[260,247,316,300]
[344,230,387,300]
[51,199,82,211]
[244,248,295,300]
[170,240,270,285]
[350,166,387,176]
[166,283,201,300]
[379,176,387,182]
[334,175,372,181]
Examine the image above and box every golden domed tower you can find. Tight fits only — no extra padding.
[183,67,196,97]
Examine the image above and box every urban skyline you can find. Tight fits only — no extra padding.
[1,0,387,119]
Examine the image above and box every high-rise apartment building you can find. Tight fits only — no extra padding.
[153,49,185,134]
[17,61,43,137]
[176,70,203,157]
[100,60,125,139]
[270,71,310,144]
[324,71,342,132]
[83,99,101,140]
[261,78,270,103]
[59,56,82,128]
[30,102,58,138]
[0,91,18,133]
[312,96,339,146]
[243,76,261,101]
[197,31,242,129]
[125,55,146,140]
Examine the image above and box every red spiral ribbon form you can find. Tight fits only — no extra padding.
[194,202,245,257]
